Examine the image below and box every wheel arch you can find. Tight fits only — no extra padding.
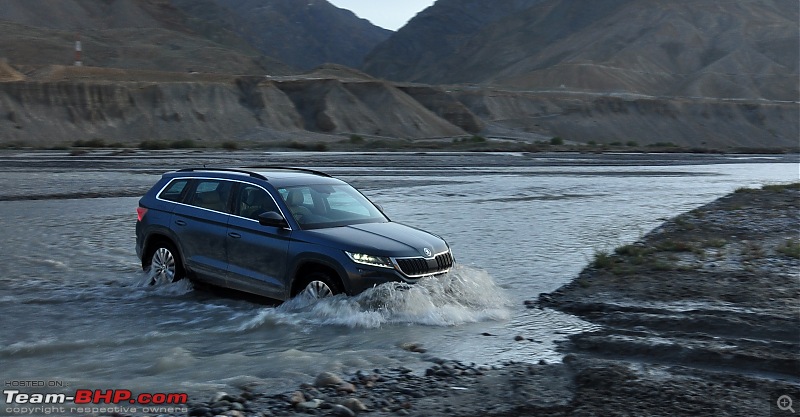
[141,232,182,269]
[290,258,348,297]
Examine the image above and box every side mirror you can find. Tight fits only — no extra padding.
[258,211,289,228]
[374,203,384,213]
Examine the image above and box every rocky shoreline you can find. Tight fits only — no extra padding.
[151,184,799,417]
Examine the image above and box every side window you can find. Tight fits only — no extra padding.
[189,180,232,213]
[236,185,279,220]
[158,179,189,202]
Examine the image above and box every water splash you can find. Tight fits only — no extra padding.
[260,265,512,328]
[132,271,194,296]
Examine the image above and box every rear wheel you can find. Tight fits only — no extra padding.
[145,241,184,285]
[297,272,342,299]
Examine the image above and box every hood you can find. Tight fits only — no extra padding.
[304,221,448,258]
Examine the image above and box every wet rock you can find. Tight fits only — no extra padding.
[189,407,211,417]
[330,404,356,417]
[400,342,427,353]
[296,399,324,411]
[315,371,344,387]
[288,390,305,405]
[210,392,230,403]
[340,398,368,412]
[336,382,357,393]
[210,400,231,409]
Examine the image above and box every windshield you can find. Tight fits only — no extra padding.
[277,183,388,229]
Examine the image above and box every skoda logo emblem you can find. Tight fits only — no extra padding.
[423,248,432,257]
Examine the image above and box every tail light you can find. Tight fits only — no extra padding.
[136,207,148,222]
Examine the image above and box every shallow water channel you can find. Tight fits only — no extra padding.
[0,151,796,404]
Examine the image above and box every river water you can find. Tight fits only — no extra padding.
[0,151,796,405]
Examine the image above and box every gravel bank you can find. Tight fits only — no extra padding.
[156,184,800,417]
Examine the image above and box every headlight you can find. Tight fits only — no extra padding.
[345,252,395,269]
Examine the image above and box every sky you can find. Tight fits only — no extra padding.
[327,0,436,31]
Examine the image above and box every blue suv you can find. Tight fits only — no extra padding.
[135,167,454,300]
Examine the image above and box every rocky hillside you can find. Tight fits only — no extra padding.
[364,0,799,101]
[0,0,390,73]
[0,0,796,149]
[2,64,795,149]
[0,0,290,74]
[362,0,538,81]
[453,88,799,149]
[172,0,392,70]
[0,66,475,146]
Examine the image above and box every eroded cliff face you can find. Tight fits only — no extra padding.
[0,72,471,145]
[397,85,484,134]
[453,90,799,149]
[0,68,795,148]
[272,79,467,138]
[0,79,303,145]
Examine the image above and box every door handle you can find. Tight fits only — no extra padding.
[228,232,241,239]
[175,220,187,226]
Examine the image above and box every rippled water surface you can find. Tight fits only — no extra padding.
[0,151,796,403]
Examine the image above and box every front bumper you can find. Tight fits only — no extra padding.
[344,250,455,295]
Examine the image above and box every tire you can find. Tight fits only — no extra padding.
[145,241,184,285]
[296,272,342,299]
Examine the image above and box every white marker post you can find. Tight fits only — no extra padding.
[74,34,82,66]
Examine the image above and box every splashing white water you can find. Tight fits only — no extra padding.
[133,271,194,296]
[264,265,512,328]
[129,264,511,331]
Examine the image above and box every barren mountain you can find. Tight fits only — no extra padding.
[362,0,539,81]
[173,0,392,70]
[0,0,391,74]
[0,0,796,149]
[364,0,799,101]
[0,0,291,74]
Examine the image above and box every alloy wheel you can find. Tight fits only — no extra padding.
[150,247,176,284]
[303,280,334,299]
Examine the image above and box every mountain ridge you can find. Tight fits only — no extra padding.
[363,0,799,101]
[0,0,796,149]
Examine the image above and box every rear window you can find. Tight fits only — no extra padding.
[158,179,189,202]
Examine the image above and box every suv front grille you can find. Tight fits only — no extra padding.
[395,251,454,278]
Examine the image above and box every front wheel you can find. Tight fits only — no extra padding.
[145,242,184,285]
[297,272,342,300]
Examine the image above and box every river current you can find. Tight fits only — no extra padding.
[0,151,796,406]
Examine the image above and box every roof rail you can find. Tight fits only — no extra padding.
[176,168,267,180]
[242,166,332,178]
